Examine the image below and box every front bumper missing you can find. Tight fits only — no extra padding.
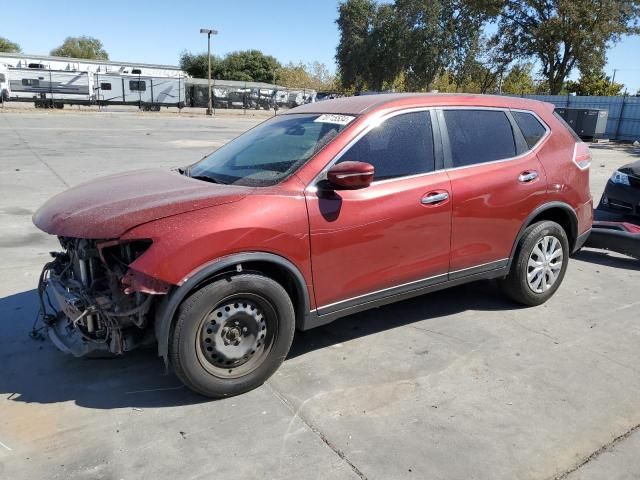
[45,275,109,357]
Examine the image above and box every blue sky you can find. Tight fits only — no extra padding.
[3,0,639,92]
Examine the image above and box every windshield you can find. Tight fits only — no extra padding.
[189,113,354,186]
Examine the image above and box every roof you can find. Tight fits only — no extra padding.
[0,52,182,71]
[188,78,288,89]
[286,93,554,116]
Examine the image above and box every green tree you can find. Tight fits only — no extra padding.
[501,63,537,95]
[218,50,280,83]
[179,51,222,79]
[496,1,640,95]
[0,37,21,53]
[367,2,404,91]
[50,36,109,59]
[335,0,377,92]
[566,70,625,96]
[336,0,501,92]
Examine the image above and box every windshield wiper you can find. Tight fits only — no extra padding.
[189,174,228,185]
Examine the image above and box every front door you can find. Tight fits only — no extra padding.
[306,110,452,313]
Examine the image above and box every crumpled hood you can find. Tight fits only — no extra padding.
[619,159,640,178]
[33,169,250,239]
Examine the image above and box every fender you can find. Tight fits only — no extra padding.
[507,201,579,270]
[154,252,311,363]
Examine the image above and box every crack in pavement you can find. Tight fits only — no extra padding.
[551,423,640,480]
[1,111,69,187]
[266,382,368,480]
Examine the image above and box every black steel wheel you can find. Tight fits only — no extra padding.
[170,274,295,398]
[196,294,276,378]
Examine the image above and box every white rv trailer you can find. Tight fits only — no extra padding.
[94,73,185,109]
[0,64,9,102]
[0,52,183,78]
[8,67,92,107]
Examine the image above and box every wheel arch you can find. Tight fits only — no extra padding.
[508,202,578,269]
[154,252,311,365]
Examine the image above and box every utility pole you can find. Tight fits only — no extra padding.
[200,28,218,116]
[612,68,618,84]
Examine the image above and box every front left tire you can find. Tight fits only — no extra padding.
[169,274,295,398]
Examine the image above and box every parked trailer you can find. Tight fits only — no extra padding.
[8,67,92,108]
[0,64,9,102]
[95,74,185,110]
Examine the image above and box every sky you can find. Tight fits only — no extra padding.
[3,0,639,92]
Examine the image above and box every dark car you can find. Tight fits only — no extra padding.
[598,159,640,221]
[33,94,593,398]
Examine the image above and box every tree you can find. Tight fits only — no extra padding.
[218,50,280,83]
[566,70,625,96]
[0,37,21,53]
[335,0,501,92]
[496,1,640,95]
[50,36,109,59]
[277,61,337,90]
[179,51,222,79]
[501,63,537,94]
[336,0,377,92]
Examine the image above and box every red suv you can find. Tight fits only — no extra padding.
[34,94,593,397]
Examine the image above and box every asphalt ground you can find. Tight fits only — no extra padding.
[0,108,639,480]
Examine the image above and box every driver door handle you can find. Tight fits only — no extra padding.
[421,192,449,205]
[518,171,539,183]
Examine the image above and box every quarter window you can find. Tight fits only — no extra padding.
[338,111,434,180]
[129,80,146,91]
[512,111,547,149]
[444,110,516,167]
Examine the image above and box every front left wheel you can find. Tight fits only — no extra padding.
[169,274,295,398]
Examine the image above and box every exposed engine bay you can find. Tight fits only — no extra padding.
[38,237,166,357]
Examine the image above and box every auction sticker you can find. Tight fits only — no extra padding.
[314,114,355,126]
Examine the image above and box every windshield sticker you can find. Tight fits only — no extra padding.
[314,114,355,126]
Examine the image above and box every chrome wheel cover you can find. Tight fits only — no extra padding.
[527,235,564,294]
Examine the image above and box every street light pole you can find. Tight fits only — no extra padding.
[200,28,218,116]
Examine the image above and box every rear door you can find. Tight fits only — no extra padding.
[306,110,452,312]
[439,108,548,275]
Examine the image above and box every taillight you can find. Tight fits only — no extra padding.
[572,142,591,170]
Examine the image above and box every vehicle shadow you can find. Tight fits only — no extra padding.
[573,248,640,271]
[0,281,517,409]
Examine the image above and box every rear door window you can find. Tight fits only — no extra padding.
[512,111,547,149]
[444,110,516,167]
[338,111,435,180]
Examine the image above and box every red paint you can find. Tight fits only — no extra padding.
[33,169,250,239]
[327,161,375,189]
[33,94,591,313]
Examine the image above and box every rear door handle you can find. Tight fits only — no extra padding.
[518,171,539,183]
[421,192,449,205]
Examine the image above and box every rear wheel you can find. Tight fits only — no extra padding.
[170,274,295,398]
[500,221,569,306]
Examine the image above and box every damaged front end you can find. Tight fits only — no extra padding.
[38,237,169,357]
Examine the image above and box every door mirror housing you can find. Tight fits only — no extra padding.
[326,161,375,190]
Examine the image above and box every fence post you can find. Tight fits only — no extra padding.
[613,94,627,141]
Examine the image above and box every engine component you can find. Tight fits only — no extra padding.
[38,237,161,357]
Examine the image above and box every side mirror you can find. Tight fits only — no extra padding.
[326,161,375,190]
